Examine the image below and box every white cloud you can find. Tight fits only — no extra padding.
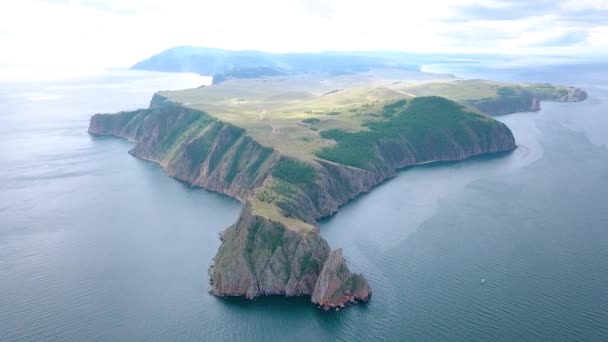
[0,0,606,73]
[561,0,608,11]
[588,26,608,47]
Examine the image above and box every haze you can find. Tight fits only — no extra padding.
[2,0,607,79]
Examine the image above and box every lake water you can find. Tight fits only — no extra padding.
[1,65,607,341]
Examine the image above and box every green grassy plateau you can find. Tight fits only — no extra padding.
[148,70,576,229]
[90,68,586,304]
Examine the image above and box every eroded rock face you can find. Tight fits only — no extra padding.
[562,87,588,102]
[531,97,541,112]
[89,107,277,201]
[88,96,523,311]
[311,249,371,309]
[210,202,330,298]
[465,86,587,115]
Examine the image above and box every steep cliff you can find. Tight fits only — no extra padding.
[89,94,518,310]
[465,85,587,115]
[89,106,277,200]
[88,102,373,306]
[210,202,330,298]
[207,97,516,308]
[312,249,371,310]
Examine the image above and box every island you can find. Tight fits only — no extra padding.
[90,51,586,310]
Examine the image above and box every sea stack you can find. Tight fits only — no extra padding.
[311,249,371,309]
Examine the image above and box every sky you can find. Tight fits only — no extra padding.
[1,0,607,73]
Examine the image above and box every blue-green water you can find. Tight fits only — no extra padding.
[1,65,608,341]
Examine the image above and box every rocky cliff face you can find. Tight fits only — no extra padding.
[278,98,517,227]
[210,201,330,298]
[270,120,516,225]
[89,106,277,200]
[312,249,371,310]
[89,95,519,310]
[88,102,372,307]
[465,86,587,116]
[561,87,588,102]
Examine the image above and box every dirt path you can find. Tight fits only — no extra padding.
[259,110,278,148]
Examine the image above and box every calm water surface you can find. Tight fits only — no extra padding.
[1,66,607,341]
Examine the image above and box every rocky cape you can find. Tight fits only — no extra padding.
[465,85,587,115]
[88,94,520,310]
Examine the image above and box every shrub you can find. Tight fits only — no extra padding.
[497,87,517,96]
[315,96,497,170]
[301,117,321,124]
[271,158,317,186]
[382,98,408,117]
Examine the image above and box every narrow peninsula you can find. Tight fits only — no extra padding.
[89,68,586,310]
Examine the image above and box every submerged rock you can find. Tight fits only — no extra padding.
[311,249,371,309]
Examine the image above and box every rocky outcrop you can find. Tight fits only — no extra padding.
[312,249,371,310]
[210,202,330,298]
[531,97,541,111]
[89,103,368,308]
[561,87,588,102]
[89,106,277,200]
[465,86,587,116]
[148,93,173,108]
[210,200,373,309]
[89,94,519,310]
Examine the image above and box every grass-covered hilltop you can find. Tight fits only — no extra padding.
[89,64,586,310]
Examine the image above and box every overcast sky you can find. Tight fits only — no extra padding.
[1,0,607,71]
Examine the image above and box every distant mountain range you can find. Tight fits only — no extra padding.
[130,46,428,83]
[131,47,587,85]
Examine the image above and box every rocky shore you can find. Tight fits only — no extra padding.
[89,94,520,309]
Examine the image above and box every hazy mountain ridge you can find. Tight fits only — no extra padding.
[130,46,421,83]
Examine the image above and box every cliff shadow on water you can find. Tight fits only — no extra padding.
[214,293,371,327]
